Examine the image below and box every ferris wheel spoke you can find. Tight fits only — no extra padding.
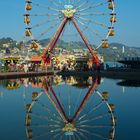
[75,15,108,28]
[68,0,70,4]
[28,132,49,140]
[75,130,88,140]
[65,80,70,116]
[67,0,75,5]
[59,134,63,140]
[77,112,111,125]
[72,0,76,5]
[27,124,61,128]
[28,112,52,122]
[53,131,64,139]
[36,100,55,114]
[77,101,103,122]
[30,112,62,125]
[49,0,62,7]
[74,15,91,23]
[56,86,67,114]
[35,114,61,125]
[30,129,61,140]
[68,0,73,4]
[37,22,60,40]
[96,42,104,50]
[64,0,67,4]
[49,86,69,123]
[77,128,108,140]
[36,101,54,115]
[74,18,104,41]
[67,23,72,51]
[69,136,71,140]
[64,24,88,37]
[32,2,60,12]
[36,101,63,122]
[73,89,83,115]
[44,89,68,123]
[72,133,77,140]
[52,128,63,133]
[77,1,108,12]
[77,124,113,129]
[75,0,89,10]
[57,0,64,6]
[68,85,71,116]
[31,17,62,29]
[77,0,81,3]
[74,133,81,140]
[30,13,61,17]
[91,20,108,28]
[73,0,82,8]
[88,28,103,39]
[86,35,95,49]
[65,18,95,49]
[74,17,87,26]
[74,29,94,50]
[76,12,109,16]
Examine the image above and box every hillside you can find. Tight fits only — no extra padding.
[0,37,140,61]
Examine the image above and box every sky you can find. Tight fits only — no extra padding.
[0,0,140,47]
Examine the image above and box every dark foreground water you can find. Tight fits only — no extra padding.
[0,75,140,140]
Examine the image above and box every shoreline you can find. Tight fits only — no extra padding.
[0,70,140,80]
[0,71,54,80]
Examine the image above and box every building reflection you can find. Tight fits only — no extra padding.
[117,80,140,87]
[24,75,116,140]
[0,92,3,98]
[0,79,21,90]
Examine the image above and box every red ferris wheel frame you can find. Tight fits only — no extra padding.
[42,17,100,68]
[43,76,99,124]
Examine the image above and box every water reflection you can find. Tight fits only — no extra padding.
[0,91,3,98]
[117,80,140,87]
[23,75,116,140]
[0,79,21,90]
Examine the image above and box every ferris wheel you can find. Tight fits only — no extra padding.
[23,76,116,140]
[24,0,116,66]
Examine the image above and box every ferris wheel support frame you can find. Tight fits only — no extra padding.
[49,87,69,122]
[71,17,100,67]
[43,76,99,124]
[43,78,68,123]
[70,77,99,123]
[42,18,68,63]
[42,17,100,67]
[49,18,68,53]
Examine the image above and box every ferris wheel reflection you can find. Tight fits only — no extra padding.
[24,75,116,140]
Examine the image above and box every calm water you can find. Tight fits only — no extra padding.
[0,75,140,140]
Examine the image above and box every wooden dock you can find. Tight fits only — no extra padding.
[0,71,54,80]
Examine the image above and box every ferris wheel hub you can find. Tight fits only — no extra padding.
[62,123,77,135]
[62,5,76,18]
